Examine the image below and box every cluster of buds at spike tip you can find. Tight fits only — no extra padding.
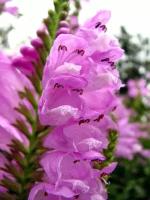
[68,0,81,32]
[12,0,70,95]
[43,0,70,42]
[12,37,44,95]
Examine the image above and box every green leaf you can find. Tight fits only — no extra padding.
[140,138,150,149]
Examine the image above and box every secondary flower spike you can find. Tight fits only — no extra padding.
[0,51,35,191]
[29,10,124,200]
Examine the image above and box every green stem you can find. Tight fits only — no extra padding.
[94,129,118,170]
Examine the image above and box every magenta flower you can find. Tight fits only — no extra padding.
[83,10,111,31]
[44,123,107,161]
[29,151,108,200]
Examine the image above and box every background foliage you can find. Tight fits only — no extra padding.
[109,27,150,200]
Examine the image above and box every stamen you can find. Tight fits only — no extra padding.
[72,89,83,95]
[100,25,107,32]
[58,45,67,51]
[64,49,85,63]
[73,160,80,163]
[101,177,109,185]
[56,45,68,66]
[108,61,115,67]
[101,58,110,62]
[95,22,101,29]
[54,83,64,89]
[79,89,83,95]
[93,114,104,122]
[104,27,107,32]
[112,106,117,111]
[44,192,48,196]
[79,119,85,125]
[111,65,116,70]
[75,49,85,56]
[74,195,79,199]
[79,118,90,125]
[108,61,116,70]
[85,119,90,123]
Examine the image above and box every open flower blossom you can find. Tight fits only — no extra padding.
[29,151,110,200]
[29,10,123,200]
[0,0,18,15]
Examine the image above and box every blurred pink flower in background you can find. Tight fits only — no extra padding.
[0,0,18,15]
[127,79,150,98]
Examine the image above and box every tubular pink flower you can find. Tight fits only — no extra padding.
[29,151,108,200]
